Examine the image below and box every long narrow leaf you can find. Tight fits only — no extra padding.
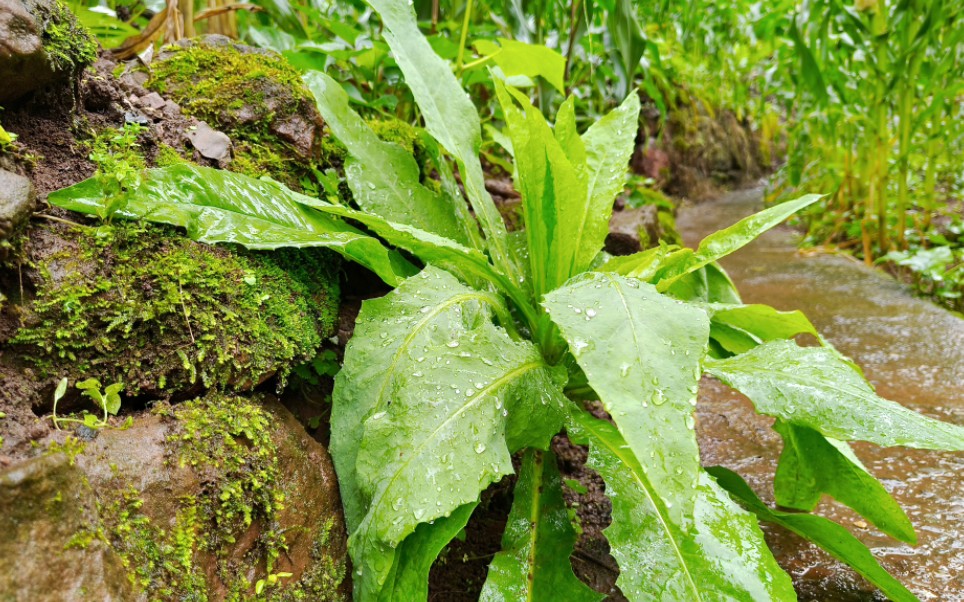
[656,194,824,291]
[303,70,481,248]
[773,421,916,544]
[47,164,416,286]
[709,467,919,602]
[366,0,513,275]
[704,340,964,450]
[480,450,602,602]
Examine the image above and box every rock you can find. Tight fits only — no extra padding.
[0,453,137,600]
[188,121,232,162]
[8,221,339,401]
[0,394,348,601]
[0,0,52,104]
[0,168,35,243]
[147,35,326,189]
[70,393,349,600]
[0,0,97,104]
[605,205,660,255]
[631,142,671,187]
[138,91,166,111]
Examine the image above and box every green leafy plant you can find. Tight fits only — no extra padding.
[50,376,124,430]
[86,123,146,221]
[49,3,964,600]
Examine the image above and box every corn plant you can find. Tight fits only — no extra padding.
[49,2,964,600]
[775,0,964,260]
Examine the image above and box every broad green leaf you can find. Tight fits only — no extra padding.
[704,304,818,342]
[332,267,564,598]
[367,0,513,275]
[570,414,796,602]
[704,340,964,450]
[303,70,480,248]
[773,421,916,544]
[332,267,510,532]
[480,450,602,602]
[664,263,743,304]
[545,272,709,520]
[704,304,818,355]
[709,467,919,602]
[474,38,567,93]
[47,165,416,286]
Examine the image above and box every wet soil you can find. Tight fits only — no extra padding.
[679,187,964,602]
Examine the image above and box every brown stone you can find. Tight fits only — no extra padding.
[0,454,137,601]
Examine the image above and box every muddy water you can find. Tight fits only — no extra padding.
[679,188,964,601]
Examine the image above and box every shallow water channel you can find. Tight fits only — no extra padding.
[678,188,964,601]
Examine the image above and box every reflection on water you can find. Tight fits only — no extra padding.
[679,188,964,601]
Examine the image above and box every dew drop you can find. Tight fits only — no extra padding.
[475,442,486,454]
[447,340,460,348]
[585,308,597,318]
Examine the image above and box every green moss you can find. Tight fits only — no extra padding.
[46,437,86,465]
[100,485,209,599]
[145,41,320,190]
[94,393,285,600]
[12,222,339,394]
[270,518,346,602]
[40,0,97,74]
[171,394,284,552]
[155,142,195,167]
[367,118,418,154]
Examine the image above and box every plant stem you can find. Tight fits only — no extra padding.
[455,0,475,73]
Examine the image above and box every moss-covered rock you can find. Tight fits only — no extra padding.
[5,393,350,601]
[11,221,339,397]
[145,36,324,190]
[0,0,96,104]
[0,453,138,600]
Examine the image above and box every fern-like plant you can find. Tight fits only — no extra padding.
[49,2,964,600]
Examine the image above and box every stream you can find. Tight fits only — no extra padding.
[678,188,964,601]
